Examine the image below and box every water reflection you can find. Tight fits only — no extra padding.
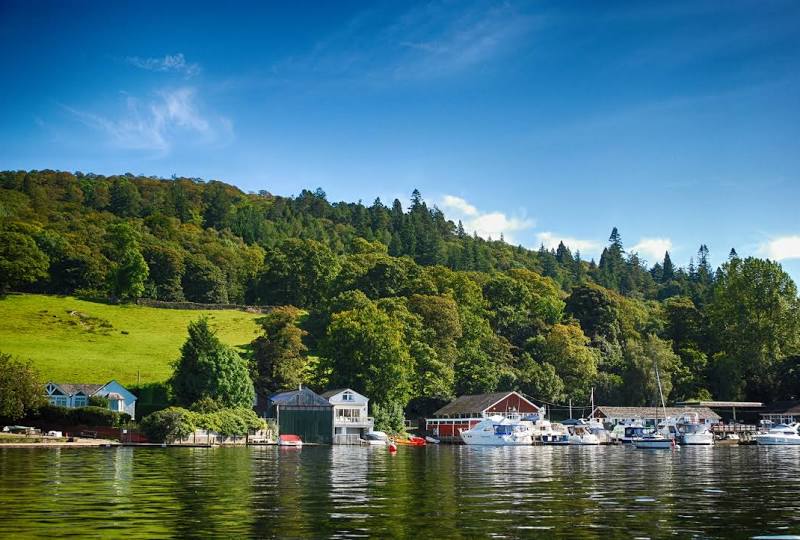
[1,446,800,538]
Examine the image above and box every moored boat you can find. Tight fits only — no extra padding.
[755,423,800,446]
[567,423,600,445]
[459,415,534,446]
[278,434,303,447]
[363,431,389,445]
[633,432,676,449]
[676,413,714,445]
[394,435,426,446]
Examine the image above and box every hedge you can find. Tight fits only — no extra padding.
[32,405,131,427]
[140,406,266,443]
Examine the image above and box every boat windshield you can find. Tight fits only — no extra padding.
[681,424,704,434]
[625,427,646,437]
[494,425,514,435]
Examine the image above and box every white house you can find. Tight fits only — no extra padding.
[321,388,374,444]
[44,380,138,419]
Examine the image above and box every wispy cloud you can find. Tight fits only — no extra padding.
[126,53,200,77]
[758,235,800,261]
[630,237,673,262]
[66,87,231,155]
[278,1,539,84]
[536,232,599,254]
[441,194,534,244]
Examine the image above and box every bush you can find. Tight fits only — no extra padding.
[88,395,109,408]
[140,404,266,442]
[140,407,196,443]
[373,402,406,434]
[32,404,130,427]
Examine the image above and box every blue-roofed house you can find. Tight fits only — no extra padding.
[44,380,138,419]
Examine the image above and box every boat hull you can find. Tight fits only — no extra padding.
[633,439,675,449]
[756,437,800,446]
[680,433,714,446]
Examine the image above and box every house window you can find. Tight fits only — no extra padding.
[50,396,68,407]
[342,391,354,402]
[74,396,87,407]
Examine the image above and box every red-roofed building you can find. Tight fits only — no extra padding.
[425,391,540,442]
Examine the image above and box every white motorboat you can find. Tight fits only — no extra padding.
[633,432,676,449]
[567,423,600,445]
[586,418,612,444]
[527,413,570,445]
[676,413,714,445]
[363,431,389,445]
[755,423,800,446]
[610,421,644,443]
[459,415,534,446]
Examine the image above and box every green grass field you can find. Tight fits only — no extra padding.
[0,294,263,385]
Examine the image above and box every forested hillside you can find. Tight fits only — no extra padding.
[1,170,799,416]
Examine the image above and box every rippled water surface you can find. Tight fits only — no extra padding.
[2,445,800,538]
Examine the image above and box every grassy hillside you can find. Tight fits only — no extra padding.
[0,294,262,385]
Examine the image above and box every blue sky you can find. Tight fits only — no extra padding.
[2,0,799,280]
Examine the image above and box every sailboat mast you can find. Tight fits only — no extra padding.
[654,359,667,420]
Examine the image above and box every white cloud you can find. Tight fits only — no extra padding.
[630,237,673,261]
[440,195,534,244]
[441,195,478,216]
[758,235,800,261]
[67,87,231,154]
[126,53,200,77]
[536,232,599,254]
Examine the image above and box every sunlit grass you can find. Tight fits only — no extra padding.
[0,293,262,385]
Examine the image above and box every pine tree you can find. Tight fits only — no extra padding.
[662,251,675,282]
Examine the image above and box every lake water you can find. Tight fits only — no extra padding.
[1,445,800,538]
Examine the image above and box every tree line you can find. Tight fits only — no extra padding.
[1,169,799,420]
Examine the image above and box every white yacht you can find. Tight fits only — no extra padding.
[675,413,714,445]
[527,413,569,445]
[755,423,800,446]
[568,424,600,445]
[459,415,534,446]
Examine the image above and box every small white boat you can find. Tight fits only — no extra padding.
[460,415,534,446]
[425,435,440,444]
[633,432,676,449]
[755,423,800,446]
[363,431,390,446]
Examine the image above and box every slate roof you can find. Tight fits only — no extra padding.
[269,387,332,408]
[320,388,349,399]
[433,391,534,417]
[592,406,721,421]
[54,383,103,396]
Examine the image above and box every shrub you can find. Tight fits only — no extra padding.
[32,404,130,427]
[373,401,406,434]
[140,407,196,443]
[88,395,109,408]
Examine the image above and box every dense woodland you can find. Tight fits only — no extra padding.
[2,170,800,418]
